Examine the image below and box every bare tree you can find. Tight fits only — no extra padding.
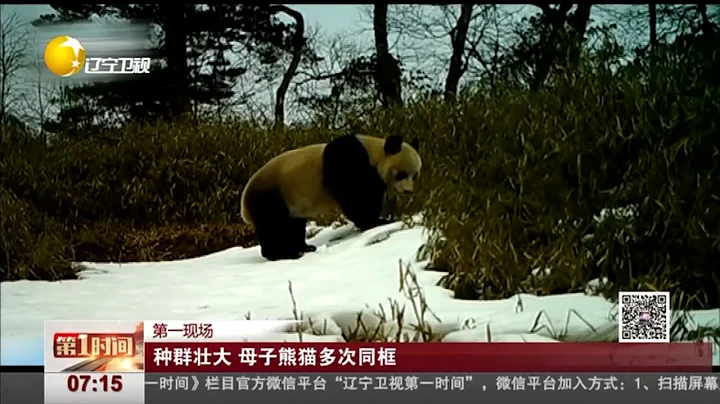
[696,4,717,36]
[0,7,31,125]
[597,4,718,52]
[465,6,520,92]
[445,4,474,102]
[290,28,378,127]
[269,5,306,130]
[384,5,518,97]
[373,4,402,108]
[20,54,59,142]
[649,4,658,48]
[162,4,191,118]
[527,4,593,90]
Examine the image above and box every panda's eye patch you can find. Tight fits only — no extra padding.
[412,173,418,180]
[395,171,408,181]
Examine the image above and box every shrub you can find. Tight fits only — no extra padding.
[71,221,257,263]
[390,32,718,310]
[2,119,338,279]
[583,31,720,309]
[4,119,337,227]
[0,188,76,281]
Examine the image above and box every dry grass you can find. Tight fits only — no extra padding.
[71,222,256,264]
[242,259,720,344]
[267,261,457,343]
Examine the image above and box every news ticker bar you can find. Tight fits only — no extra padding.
[0,373,714,404]
[45,321,715,373]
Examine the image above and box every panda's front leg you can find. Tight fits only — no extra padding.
[327,171,391,231]
[300,244,317,253]
[375,216,395,227]
[344,192,393,231]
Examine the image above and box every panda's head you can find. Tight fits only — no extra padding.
[379,136,422,194]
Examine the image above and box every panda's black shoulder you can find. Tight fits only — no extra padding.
[322,135,378,188]
[323,134,367,159]
[322,135,371,169]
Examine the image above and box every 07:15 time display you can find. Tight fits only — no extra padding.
[67,374,123,392]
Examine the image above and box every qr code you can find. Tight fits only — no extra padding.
[618,291,671,343]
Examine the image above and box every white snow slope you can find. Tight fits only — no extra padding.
[2,217,718,365]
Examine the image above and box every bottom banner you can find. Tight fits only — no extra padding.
[3,372,714,403]
[145,373,719,403]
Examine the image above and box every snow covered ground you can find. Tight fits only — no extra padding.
[1,217,718,365]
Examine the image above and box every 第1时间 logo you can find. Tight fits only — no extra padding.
[44,35,151,77]
[53,333,135,358]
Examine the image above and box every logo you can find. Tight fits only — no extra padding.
[45,321,145,373]
[44,36,152,77]
[44,36,86,77]
[53,333,135,358]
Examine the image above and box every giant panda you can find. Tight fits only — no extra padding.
[240,134,421,261]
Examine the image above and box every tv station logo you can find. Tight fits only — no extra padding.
[53,333,135,358]
[43,35,151,77]
[45,321,145,373]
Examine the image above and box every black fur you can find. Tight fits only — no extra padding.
[323,135,391,231]
[384,135,404,154]
[245,188,317,261]
[409,137,419,151]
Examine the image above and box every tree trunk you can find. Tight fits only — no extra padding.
[444,4,473,102]
[163,5,191,118]
[270,5,305,130]
[569,4,592,38]
[649,4,657,48]
[373,4,402,108]
[697,4,715,36]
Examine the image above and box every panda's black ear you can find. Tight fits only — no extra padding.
[384,135,403,155]
[409,137,419,151]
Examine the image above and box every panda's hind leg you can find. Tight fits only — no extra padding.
[256,224,304,261]
[250,189,306,261]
